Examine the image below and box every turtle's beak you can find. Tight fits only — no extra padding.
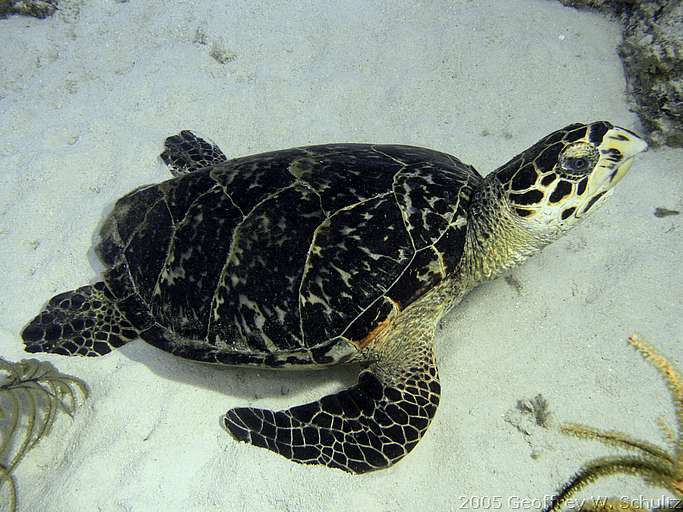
[599,127,648,186]
[609,126,648,156]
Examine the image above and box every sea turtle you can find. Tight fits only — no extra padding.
[21,122,647,473]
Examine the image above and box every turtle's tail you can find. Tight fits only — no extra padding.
[22,282,138,357]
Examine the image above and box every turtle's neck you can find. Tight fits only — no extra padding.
[460,175,556,290]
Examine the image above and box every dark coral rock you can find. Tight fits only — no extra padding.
[557,0,636,16]
[0,0,58,19]
[557,0,683,147]
[620,2,683,147]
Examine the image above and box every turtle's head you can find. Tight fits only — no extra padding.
[493,121,647,235]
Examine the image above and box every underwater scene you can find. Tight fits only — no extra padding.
[1,1,682,511]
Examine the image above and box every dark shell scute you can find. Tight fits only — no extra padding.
[118,294,155,331]
[343,297,395,343]
[104,261,135,300]
[210,184,326,350]
[152,187,243,339]
[159,172,218,224]
[288,145,402,213]
[433,224,468,275]
[374,144,463,169]
[113,185,164,243]
[386,246,444,309]
[300,194,411,344]
[394,163,474,249]
[124,199,174,305]
[96,184,164,267]
[210,151,300,214]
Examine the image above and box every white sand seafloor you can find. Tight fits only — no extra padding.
[0,1,682,511]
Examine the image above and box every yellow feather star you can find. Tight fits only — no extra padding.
[543,334,683,512]
[0,358,88,512]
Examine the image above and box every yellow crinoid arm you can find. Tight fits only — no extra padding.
[628,334,683,480]
[561,423,673,465]
[544,455,680,512]
[657,416,677,448]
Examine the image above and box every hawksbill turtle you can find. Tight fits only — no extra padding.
[21,122,647,473]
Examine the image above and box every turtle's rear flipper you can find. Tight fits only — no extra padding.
[224,364,441,473]
[160,130,228,176]
[22,282,138,357]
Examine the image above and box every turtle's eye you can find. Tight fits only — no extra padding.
[564,157,590,174]
[559,143,598,176]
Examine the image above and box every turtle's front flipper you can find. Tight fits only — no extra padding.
[22,282,138,357]
[225,366,440,473]
[160,130,228,176]
[224,305,441,473]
